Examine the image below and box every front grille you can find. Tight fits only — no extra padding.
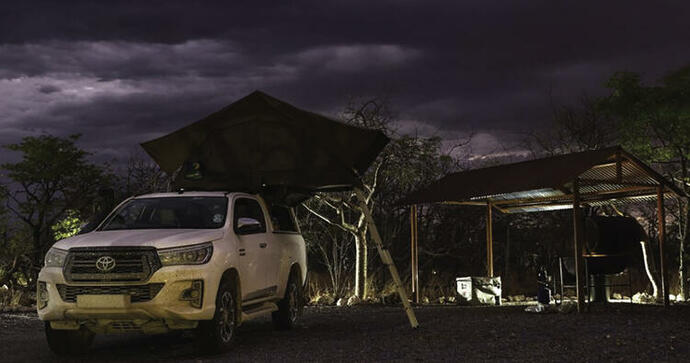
[56,283,164,303]
[64,247,161,283]
[109,321,143,332]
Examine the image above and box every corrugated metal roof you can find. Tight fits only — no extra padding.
[401,146,684,213]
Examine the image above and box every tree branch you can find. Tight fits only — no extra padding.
[301,202,356,234]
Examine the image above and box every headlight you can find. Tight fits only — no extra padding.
[37,281,49,309]
[44,247,68,268]
[158,242,213,266]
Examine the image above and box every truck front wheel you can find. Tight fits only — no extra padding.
[44,322,94,356]
[196,279,237,353]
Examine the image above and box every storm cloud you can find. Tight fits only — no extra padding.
[1,1,689,165]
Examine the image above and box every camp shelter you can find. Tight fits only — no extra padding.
[401,146,685,311]
[141,91,418,327]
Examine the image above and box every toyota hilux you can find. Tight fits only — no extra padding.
[37,191,307,354]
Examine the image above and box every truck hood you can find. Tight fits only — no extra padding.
[53,229,225,250]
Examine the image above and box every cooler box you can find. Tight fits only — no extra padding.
[456,276,502,305]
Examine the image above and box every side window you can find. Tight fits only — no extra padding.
[234,198,266,234]
[269,205,299,233]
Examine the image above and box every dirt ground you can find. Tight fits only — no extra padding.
[0,303,688,362]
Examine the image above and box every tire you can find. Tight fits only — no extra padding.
[196,279,238,353]
[44,322,94,356]
[272,273,303,330]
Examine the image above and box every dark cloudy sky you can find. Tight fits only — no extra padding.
[1,1,689,167]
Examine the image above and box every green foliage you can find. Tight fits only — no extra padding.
[602,65,690,298]
[602,69,690,175]
[52,210,83,241]
[1,134,114,277]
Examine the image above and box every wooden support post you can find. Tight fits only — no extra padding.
[573,178,586,312]
[356,188,419,328]
[486,201,494,277]
[410,205,420,304]
[658,187,670,306]
[616,150,623,183]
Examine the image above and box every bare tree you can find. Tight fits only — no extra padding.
[124,150,170,196]
[297,206,355,298]
[523,93,617,157]
[300,97,391,299]
[302,165,381,299]
[300,96,472,300]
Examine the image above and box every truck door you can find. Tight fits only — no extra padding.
[233,197,271,302]
[264,204,300,295]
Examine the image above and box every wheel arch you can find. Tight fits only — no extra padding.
[289,263,303,285]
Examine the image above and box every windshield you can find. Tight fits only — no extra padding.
[100,197,228,231]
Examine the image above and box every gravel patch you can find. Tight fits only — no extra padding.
[0,304,688,362]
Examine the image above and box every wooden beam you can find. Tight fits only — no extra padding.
[590,161,618,169]
[492,204,510,214]
[410,206,414,301]
[442,200,510,213]
[621,151,682,197]
[658,187,670,307]
[573,178,586,312]
[441,201,487,206]
[500,204,575,213]
[438,184,666,215]
[355,188,419,328]
[486,201,494,277]
[410,205,420,304]
[491,185,657,207]
[616,149,623,183]
[577,178,658,188]
[441,185,658,209]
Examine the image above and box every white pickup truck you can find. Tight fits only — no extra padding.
[37,191,307,355]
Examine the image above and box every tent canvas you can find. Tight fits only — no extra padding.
[141,91,389,204]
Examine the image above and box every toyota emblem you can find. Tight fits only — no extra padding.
[95,256,116,272]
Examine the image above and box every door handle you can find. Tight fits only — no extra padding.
[259,242,267,248]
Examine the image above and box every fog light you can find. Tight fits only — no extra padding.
[180,280,204,308]
[37,281,48,310]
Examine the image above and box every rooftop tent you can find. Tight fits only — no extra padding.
[141,91,418,328]
[141,90,390,204]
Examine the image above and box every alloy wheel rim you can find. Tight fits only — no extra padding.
[218,291,235,342]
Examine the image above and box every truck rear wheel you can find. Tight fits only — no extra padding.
[44,322,94,356]
[272,273,303,330]
[196,279,237,353]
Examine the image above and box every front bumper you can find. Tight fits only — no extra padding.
[37,265,220,324]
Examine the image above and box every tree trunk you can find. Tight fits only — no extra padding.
[640,241,659,299]
[32,227,43,271]
[504,226,510,276]
[354,232,368,299]
[678,199,689,301]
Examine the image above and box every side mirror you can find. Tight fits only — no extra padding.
[236,217,263,235]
